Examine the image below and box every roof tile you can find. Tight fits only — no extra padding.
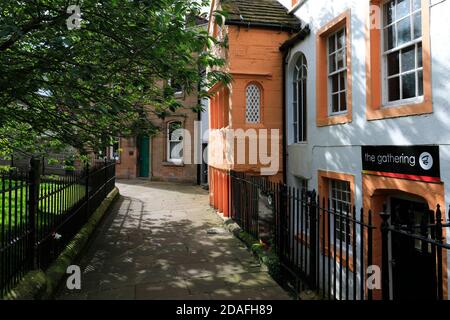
[222,0,301,31]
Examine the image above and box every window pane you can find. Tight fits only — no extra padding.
[401,46,415,72]
[332,94,339,113]
[302,81,307,113]
[387,51,400,76]
[402,72,416,99]
[293,102,297,124]
[328,34,336,53]
[413,0,421,11]
[339,72,346,91]
[397,17,412,46]
[413,12,422,39]
[396,0,411,21]
[384,1,395,25]
[293,82,298,102]
[293,103,298,142]
[417,42,423,67]
[337,29,345,50]
[331,74,339,93]
[418,70,423,96]
[337,49,345,69]
[170,142,183,159]
[296,58,303,73]
[340,92,347,112]
[302,81,307,141]
[384,25,396,50]
[298,96,303,140]
[388,77,400,101]
[169,122,183,140]
[302,65,307,78]
[329,53,336,73]
[246,84,261,123]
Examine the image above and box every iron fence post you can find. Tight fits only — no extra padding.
[28,157,40,269]
[367,210,373,300]
[279,184,287,260]
[309,190,317,290]
[104,158,107,198]
[85,162,90,220]
[436,205,443,300]
[380,208,391,301]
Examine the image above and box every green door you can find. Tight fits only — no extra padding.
[138,135,150,178]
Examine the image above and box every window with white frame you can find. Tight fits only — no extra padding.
[293,54,308,143]
[245,84,261,124]
[328,28,347,115]
[329,179,352,244]
[167,121,184,163]
[383,0,423,103]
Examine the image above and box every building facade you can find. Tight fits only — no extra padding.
[280,0,450,299]
[207,0,303,216]
[114,91,200,183]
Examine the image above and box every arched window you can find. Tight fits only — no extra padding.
[167,121,184,164]
[293,53,307,142]
[245,83,261,124]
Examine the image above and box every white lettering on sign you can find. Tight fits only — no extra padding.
[364,152,416,167]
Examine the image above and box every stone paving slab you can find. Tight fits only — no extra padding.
[56,180,291,300]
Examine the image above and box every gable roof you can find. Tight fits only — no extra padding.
[222,0,302,32]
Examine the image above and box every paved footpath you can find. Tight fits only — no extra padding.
[57,180,291,300]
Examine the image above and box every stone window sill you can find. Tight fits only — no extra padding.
[162,161,185,167]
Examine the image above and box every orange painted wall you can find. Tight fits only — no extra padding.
[209,26,289,177]
[207,12,293,215]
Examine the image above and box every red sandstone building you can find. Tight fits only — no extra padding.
[113,96,199,183]
[207,0,302,216]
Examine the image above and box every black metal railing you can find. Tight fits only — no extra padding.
[278,186,376,301]
[0,158,115,298]
[229,171,449,300]
[380,204,450,300]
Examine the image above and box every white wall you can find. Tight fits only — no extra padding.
[281,0,450,299]
[283,0,450,211]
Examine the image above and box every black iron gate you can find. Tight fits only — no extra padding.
[381,202,449,300]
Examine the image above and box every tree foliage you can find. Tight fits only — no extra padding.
[0,0,229,156]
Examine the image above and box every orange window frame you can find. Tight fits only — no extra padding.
[318,170,356,271]
[366,0,432,120]
[316,10,353,127]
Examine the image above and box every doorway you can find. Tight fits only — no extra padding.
[138,135,150,178]
[390,196,437,300]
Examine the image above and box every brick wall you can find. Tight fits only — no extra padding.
[151,90,199,184]
[115,91,199,183]
[115,137,138,179]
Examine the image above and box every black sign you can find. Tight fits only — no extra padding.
[362,145,440,182]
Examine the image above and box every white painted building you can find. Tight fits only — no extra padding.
[278,0,450,299]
